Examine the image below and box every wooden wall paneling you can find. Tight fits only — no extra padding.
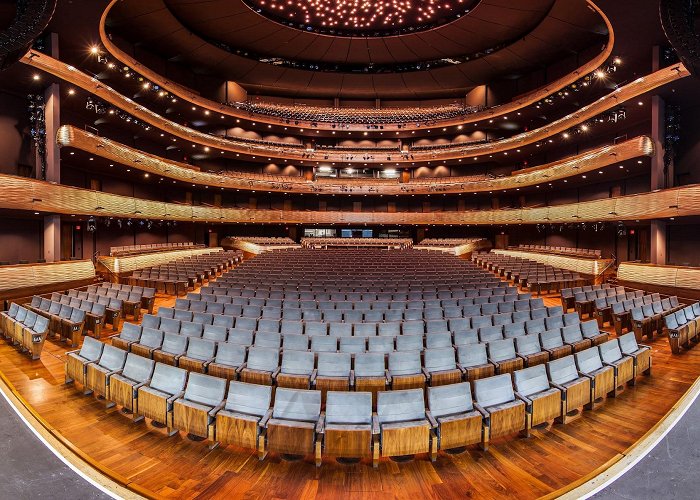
[26,48,686,163]
[59,126,654,195]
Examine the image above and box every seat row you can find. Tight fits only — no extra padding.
[559,284,620,311]
[189,293,532,311]
[611,296,681,337]
[202,283,513,299]
[0,304,50,359]
[88,283,156,313]
[165,299,548,322]
[574,288,645,317]
[144,305,572,336]
[109,319,609,397]
[76,286,141,320]
[663,303,700,354]
[65,333,650,467]
[22,298,89,346]
[590,291,657,327]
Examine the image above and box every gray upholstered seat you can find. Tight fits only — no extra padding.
[269,388,321,423]
[368,336,394,353]
[211,342,246,368]
[95,345,128,373]
[202,324,228,342]
[280,320,304,335]
[329,323,353,338]
[222,381,272,417]
[339,336,366,353]
[305,321,328,337]
[283,333,309,351]
[425,332,452,349]
[378,322,400,337]
[377,388,427,425]
[453,329,479,346]
[473,373,517,409]
[311,335,338,352]
[245,346,280,372]
[598,338,634,387]
[326,391,372,425]
[254,332,281,349]
[228,328,254,346]
[316,352,352,378]
[354,323,377,338]
[478,325,503,343]
[457,343,489,368]
[395,334,423,351]
[172,372,227,438]
[423,347,460,378]
[354,352,386,378]
[140,363,187,412]
[388,350,422,377]
[65,336,104,385]
[427,382,481,451]
[487,339,518,363]
[515,335,547,364]
[179,372,227,408]
[503,322,526,339]
[279,350,316,376]
[159,333,188,356]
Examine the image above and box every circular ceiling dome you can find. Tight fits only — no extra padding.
[242,0,480,36]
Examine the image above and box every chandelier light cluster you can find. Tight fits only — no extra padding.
[246,0,476,36]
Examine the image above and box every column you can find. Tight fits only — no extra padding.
[43,215,61,263]
[650,221,667,265]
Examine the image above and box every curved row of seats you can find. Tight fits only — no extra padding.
[663,304,700,354]
[86,283,156,314]
[166,299,547,324]
[65,333,651,467]
[0,304,49,359]
[560,284,618,311]
[109,308,609,398]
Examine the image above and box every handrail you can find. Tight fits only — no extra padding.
[96,0,615,132]
[57,127,654,195]
[22,53,687,163]
[3,173,700,225]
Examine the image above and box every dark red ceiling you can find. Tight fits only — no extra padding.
[105,0,607,99]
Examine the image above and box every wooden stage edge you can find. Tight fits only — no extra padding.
[556,375,700,500]
[1,288,699,499]
[0,369,152,499]
[0,353,697,499]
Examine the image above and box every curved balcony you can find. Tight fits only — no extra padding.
[58,126,654,195]
[97,0,614,132]
[25,50,687,163]
[6,173,699,225]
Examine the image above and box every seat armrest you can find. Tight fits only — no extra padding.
[65,349,81,356]
[425,410,438,429]
[208,401,226,418]
[133,380,150,392]
[473,403,489,424]
[316,413,325,434]
[309,369,317,384]
[514,391,532,410]
[371,413,380,435]
[271,367,281,378]
[421,367,431,379]
[203,357,215,368]
[106,369,123,379]
[549,381,567,399]
[167,390,185,405]
[235,362,247,374]
[259,408,273,428]
[349,370,355,387]
[385,370,392,384]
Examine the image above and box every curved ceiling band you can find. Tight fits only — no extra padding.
[21,50,689,164]
[97,0,615,132]
[57,126,653,195]
[5,173,699,225]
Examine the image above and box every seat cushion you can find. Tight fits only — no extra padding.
[485,400,521,414]
[217,410,261,424]
[268,418,315,429]
[381,419,429,431]
[529,387,559,402]
[437,410,480,424]
[325,423,372,432]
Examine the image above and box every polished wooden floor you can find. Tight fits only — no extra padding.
[1,289,699,499]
